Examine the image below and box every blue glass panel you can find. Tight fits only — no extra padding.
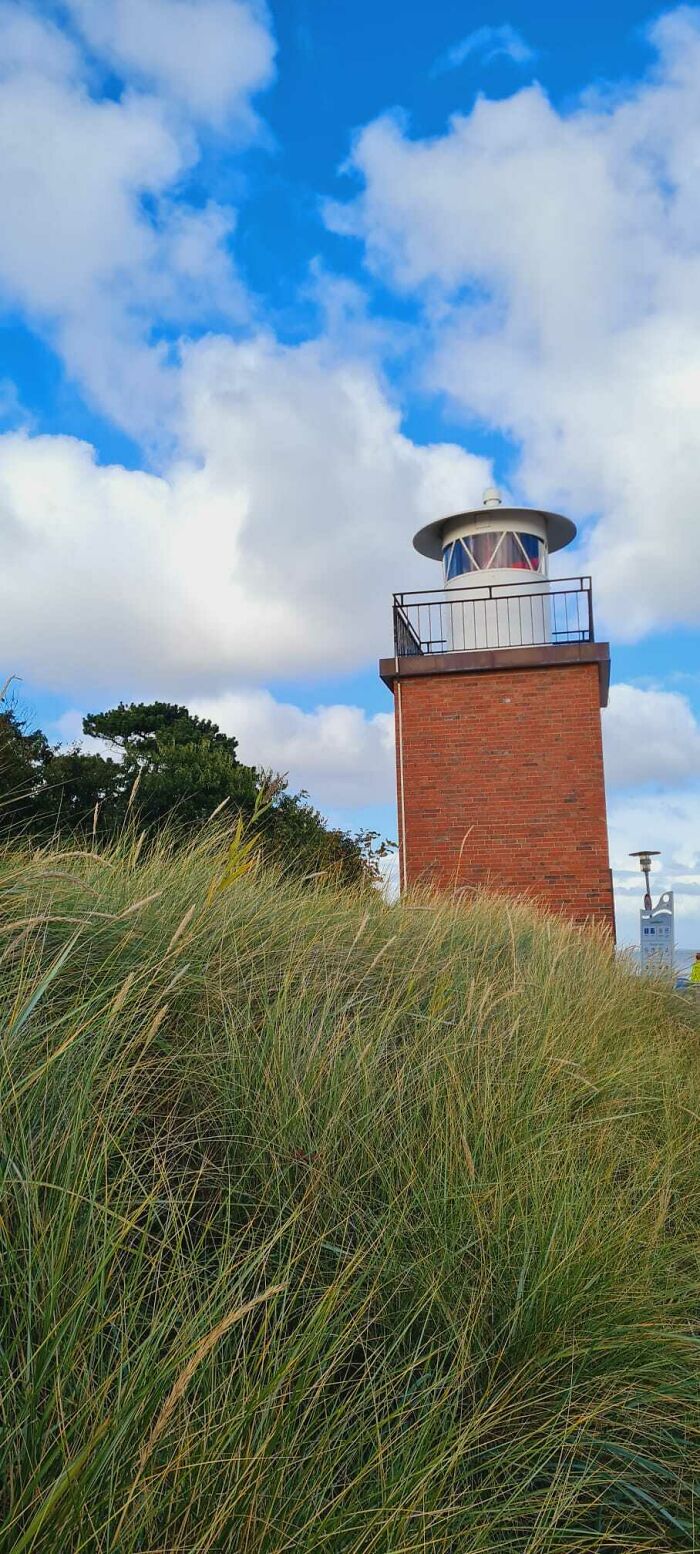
[443,532,543,574]
[519,533,542,566]
[443,541,470,579]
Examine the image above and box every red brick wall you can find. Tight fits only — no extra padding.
[395,662,615,934]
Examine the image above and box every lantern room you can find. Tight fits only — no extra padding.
[410,488,580,651]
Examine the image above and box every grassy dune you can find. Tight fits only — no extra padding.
[0,831,699,1552]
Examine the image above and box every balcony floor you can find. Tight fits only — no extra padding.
[379,639,611,707]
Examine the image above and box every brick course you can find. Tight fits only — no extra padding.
[392,660,615,935]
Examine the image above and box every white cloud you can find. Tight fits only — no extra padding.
[52,709,90,745]
[50,708,115,760]
[0,1,268,437]
[0,334,488,692]
[608,786,700,948]
[328,7,700,641]
[193,690,395,808]
[0,65,184,432]
[433,24,535,76]
[66,0,275,129]
[604,683,700,788]
[0,2,80,81]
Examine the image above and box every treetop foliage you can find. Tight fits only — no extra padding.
[84,701,240,761]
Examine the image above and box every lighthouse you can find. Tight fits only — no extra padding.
[379,491,615,933]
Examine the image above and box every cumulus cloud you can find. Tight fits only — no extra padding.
[0,1,268,436]
[0,1,80,79]
[65,0,275,129]
[604,684,700,788]
[432,24,535,76]
[192,690,395,808]
[328,7,700,640]
[0,334,488,692]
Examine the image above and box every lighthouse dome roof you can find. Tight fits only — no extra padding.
[413,504,577,561]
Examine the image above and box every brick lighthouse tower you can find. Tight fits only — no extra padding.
[379,490,615,934]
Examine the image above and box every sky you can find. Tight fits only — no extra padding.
[1,0,699,947]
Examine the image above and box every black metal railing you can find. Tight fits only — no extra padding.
[392,577,593,657]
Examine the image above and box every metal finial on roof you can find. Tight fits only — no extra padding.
[482,486,502,508]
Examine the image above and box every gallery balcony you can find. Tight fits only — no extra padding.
[392,576,594,657]
[380,576,610,704]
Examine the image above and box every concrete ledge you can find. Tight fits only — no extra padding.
[379,640,611,707]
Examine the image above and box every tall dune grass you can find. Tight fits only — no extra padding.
[0,829,698,1551]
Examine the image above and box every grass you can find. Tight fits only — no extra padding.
[0,826,699,1552]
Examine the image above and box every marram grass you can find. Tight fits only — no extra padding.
[0,828,699,1552]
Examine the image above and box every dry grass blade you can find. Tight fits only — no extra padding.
[126,773,142,812]
[117,892,163,919]
[113,1282,287,1544]
[141,1282,288,1463]
[0,673,18,705]
[164,904,196,955]
[108,971,136,1019]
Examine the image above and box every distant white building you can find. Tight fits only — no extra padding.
[640,891,674,972]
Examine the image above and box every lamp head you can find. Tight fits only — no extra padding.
[629,850,660,873]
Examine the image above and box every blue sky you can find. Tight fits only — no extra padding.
[1,0,699,945]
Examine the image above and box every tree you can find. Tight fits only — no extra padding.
[0,700,123,836]
[82,702,257,830]
[260,789,391,886]
[0,695,391,888]
[35,749,123,834]
[0,700,53,829]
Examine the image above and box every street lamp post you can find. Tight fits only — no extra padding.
[630,850,674,973]
[629,850,660,913]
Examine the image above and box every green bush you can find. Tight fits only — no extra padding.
[0,830,698,1551]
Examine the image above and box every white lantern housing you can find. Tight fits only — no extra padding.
[413,490,577,650]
